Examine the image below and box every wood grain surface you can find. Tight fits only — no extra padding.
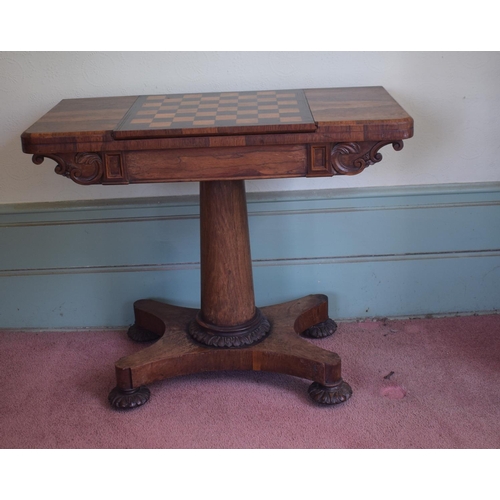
[199,180,256,326]
[114,295,342,390]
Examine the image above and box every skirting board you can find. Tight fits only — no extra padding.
[1,183,499,329]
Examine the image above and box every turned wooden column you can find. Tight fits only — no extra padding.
[200,180,255,325]
[188,180,270,347]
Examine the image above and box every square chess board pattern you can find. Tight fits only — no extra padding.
[113,89,317,139]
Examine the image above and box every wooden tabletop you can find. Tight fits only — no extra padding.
[21,87,413,184]
[21,87,413,154]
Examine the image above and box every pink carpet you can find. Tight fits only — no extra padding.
[1,314,499,448]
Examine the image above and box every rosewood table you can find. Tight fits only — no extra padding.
[21,86,413,409]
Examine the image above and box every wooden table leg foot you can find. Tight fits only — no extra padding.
[127,324,161,343]
[108,386,151,410]
[308,379,353,405]
[302,318,338,339]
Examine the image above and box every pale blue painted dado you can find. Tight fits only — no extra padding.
[1,183,499,329]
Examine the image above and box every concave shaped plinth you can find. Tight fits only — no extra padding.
[110,294,349,407]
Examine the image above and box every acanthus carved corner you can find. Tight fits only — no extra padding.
[331,140,404,175]
[32,152,104,185]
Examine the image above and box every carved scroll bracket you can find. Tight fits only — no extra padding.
[32,152,104,185]
[331,140,404,175]
[33,152,128,185]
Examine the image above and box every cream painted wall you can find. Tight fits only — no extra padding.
[1,51,499,204]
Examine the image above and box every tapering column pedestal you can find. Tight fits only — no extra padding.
[188,180,271,348]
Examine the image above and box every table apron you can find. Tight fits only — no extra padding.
[123,144,309,183]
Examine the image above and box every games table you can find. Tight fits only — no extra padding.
[21,87,413,409]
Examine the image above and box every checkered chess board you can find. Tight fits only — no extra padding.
[114,89,316,138]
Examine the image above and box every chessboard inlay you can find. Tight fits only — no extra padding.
[113,89,316,138]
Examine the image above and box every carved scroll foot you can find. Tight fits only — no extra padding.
[108,386,151,410]
[308,380,352,405]
[127,324,161,343]
[302,318,337,338]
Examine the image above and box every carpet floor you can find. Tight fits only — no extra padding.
[1,314,499,449]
